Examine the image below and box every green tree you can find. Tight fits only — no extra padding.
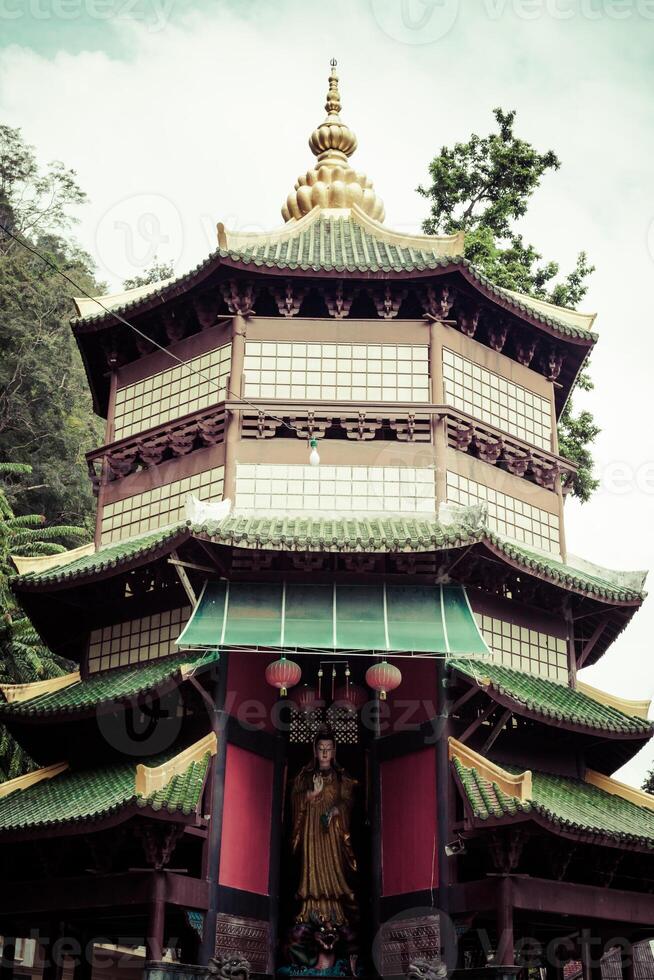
[0,125,104,527]
[418,108,599,501]
[0,462,86,779]
[643,767,654,795]
[123,257,174,290]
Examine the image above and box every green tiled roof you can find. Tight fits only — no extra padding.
[0,747,210,834]
[72,215,596,343]
[454,758,654,849]
[12,516,646,603]
[0,649,219,719]
[450,659,653,736]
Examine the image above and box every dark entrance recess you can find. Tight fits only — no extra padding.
[276,653,376,976]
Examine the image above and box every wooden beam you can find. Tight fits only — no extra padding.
[458,701,498,745]
[0,871,208,916]
[578,619,610,669]
[448,683,483,716]
[481,709,512,756]
[169,552,197,605]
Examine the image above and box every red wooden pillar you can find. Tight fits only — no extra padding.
[146,872,166,963]
[495,877,515,967]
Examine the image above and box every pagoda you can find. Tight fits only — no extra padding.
[2,63,654,980]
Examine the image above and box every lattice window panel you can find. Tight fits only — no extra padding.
[101,466,224,544]
[475,612,568,683]
[87,606,191,674]
[326,704,359,745]
[236,464,436,515]
[446,471,560,555]
[288,707,358,745]
[289,708,325,745]
[114,344,231,439]
[243,341,430,402]
[442,348,552,451]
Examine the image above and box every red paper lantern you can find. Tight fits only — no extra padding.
[290,683,325,713]
[365,660,402,700]
[265,655,301,697]
[332,683,369,713]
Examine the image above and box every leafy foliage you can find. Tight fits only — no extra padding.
[643,767,654,795]
[0,462,86,780]
[418,108,599,501]
[0,124,104,528]
[123,257,174,290]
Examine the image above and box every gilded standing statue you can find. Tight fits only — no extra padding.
[291,726,358,927]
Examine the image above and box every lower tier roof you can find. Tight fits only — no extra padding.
[450,659,653,737]
[0,734,214,838]
[0,649,218,720]
[12,514,647,604]
[451,738,654,851]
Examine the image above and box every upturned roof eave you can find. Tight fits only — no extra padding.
[0,795,206,845]
[10,521,647,607]
[70,248,597,348]
[452,765,654,854]
[448,664,654,741]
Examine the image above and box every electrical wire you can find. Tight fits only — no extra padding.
[0,222,302,436]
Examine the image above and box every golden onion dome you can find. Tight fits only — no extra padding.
[282,60,385,223]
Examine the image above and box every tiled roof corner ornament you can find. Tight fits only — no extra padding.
[438,501,489,531]
[282,59,385,222]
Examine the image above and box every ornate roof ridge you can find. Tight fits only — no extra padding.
[218,203,464,258]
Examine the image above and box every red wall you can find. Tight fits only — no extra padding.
[219,744,274,895]
[225,651,278,734]
[386,658,439,734]
[380,747,437,896]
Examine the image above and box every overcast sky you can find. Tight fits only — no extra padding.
[1,0,653,785]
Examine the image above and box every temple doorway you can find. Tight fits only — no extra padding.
[276,655,374,976]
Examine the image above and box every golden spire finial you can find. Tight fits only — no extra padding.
[282,62,385,223]
[325,58,341,115]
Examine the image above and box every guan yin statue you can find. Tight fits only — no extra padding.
[282,727,359,975]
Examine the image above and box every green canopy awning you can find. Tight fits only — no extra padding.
[176,582,490,657]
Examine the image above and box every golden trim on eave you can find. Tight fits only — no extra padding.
[134,731,217,797]
[577,681,651,721]
[0,762,68,801]
[585,769,654,813]
[449,736,532,802]
[11,541,96,576]
[0,671,81,704]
